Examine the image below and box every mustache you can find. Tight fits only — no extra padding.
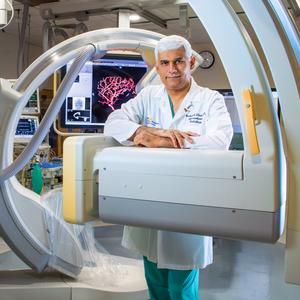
[166,75,181,78]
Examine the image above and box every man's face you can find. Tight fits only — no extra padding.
[155,47,195,92]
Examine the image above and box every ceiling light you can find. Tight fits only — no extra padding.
[129,14,140,21]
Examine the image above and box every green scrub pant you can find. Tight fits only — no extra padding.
[143,256,200,300]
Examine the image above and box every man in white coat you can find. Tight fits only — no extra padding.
[104,35,233,300]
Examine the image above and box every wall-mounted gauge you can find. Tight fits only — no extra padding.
[199,50,215,69]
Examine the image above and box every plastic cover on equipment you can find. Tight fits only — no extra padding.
[41,188,143,288]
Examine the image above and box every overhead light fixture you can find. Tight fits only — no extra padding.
[287,0,300,16]
[179,5,191,39]
[0,0,7,27]
[0,0,14,29]
[129,14,140,21]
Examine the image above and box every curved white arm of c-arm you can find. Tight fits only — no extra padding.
[0,28,167,276]
[0,44,97,183]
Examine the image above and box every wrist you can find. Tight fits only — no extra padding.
[129,126,144,141]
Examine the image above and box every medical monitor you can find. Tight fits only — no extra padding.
[220,91,244,151]
[14,116,39,143]
[220,89,280,150]
[60,54,148,129]
[8,79,40,115]
[23,89,40,114]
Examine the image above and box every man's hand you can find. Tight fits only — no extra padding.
[132,126,199,148]
[133,130,171,148]
[154,129,199,148]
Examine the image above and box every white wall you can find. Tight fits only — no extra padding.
[192,43,230,90]
[0,30,278,91]
[191,38,277,90]
[0,32,43,79]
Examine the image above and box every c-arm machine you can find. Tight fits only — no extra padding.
[0,0,300,286]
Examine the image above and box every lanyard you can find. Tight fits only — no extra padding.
[168,95,175,118]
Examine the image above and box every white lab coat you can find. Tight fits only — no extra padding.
[104,78,233,270]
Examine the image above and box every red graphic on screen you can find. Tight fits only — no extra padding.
[97,76,136,110]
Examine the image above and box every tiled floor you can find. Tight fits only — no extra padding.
[200,238,299,300]
[1,225,300,300]
[94,226,300,300]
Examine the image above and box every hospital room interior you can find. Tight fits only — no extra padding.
[0,0,300,299]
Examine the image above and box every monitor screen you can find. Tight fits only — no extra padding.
[60,54,148,129]
[15,116,39,143]
[219,90,243,150]
[23,89,40,114]
[220,89,280,150]
[8,80,40,115]
[223,93,242,134]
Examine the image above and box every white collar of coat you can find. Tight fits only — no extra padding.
[153,77,199,99]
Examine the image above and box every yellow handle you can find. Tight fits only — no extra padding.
[242,89,260,155]
[140,49,156,68]
[53,71,58,94]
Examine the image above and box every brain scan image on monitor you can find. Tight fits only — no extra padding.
[91,60,147,125]
[61,54,148,129]
[97,76,136,110]
[66,97,91,123]
[73,97,86,111]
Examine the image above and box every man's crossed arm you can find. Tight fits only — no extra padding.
[130,126,199,148]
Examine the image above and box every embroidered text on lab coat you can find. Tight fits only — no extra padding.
[186,112,206,124]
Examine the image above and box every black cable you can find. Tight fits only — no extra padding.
[27,13,31,68]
